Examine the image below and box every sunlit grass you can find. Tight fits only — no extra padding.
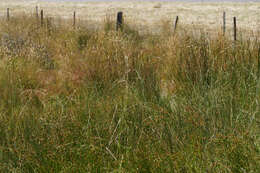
[0,15,259,172]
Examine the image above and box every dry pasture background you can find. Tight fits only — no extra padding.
[0,0,259,33]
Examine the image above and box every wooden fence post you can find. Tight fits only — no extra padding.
[223,12,226,36]
[233,17,237,41]
[41,10,44,27]
[73,11,76,28]
[7,8,9,21]
[36,6,39,20]
[116,11,123,31]
[174,16,179,31]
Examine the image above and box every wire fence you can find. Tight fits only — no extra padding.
[1,6,260,41]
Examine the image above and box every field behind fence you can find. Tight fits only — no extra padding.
[1,5,259,42]
[0,1,259,35]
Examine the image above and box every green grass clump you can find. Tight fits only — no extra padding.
[0,15,259,172]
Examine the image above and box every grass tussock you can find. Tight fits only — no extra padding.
[0,15,259,172]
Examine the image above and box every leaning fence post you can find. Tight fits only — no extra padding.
[73,11,76,28]
[233,17,237,41]
[174,16,179,31]
[116,11,123,31]
[41,9,44,27]
[223,12,226,36]
[7,8,9,21]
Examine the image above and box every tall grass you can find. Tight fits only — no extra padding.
[0,15,259,172]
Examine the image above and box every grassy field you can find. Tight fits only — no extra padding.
[0,14,259,172]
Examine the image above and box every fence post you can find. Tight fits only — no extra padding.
[73,11,76,28]
[116,11,123,31]
[174,16,179,31]
[7,8,9,21]
[233,17,237,41]
[36,6,39,20]
[41,10,44,27]
[223,12,226,36]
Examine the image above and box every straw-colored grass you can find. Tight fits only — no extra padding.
[0,0,259,33]
[0,15,259,172]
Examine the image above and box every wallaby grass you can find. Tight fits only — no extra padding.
[0,15,259,172]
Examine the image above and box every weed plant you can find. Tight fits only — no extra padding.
[0,15,259,172]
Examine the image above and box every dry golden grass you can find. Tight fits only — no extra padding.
[0,0,259,34]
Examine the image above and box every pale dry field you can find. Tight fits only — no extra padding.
[0,0,259,33]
